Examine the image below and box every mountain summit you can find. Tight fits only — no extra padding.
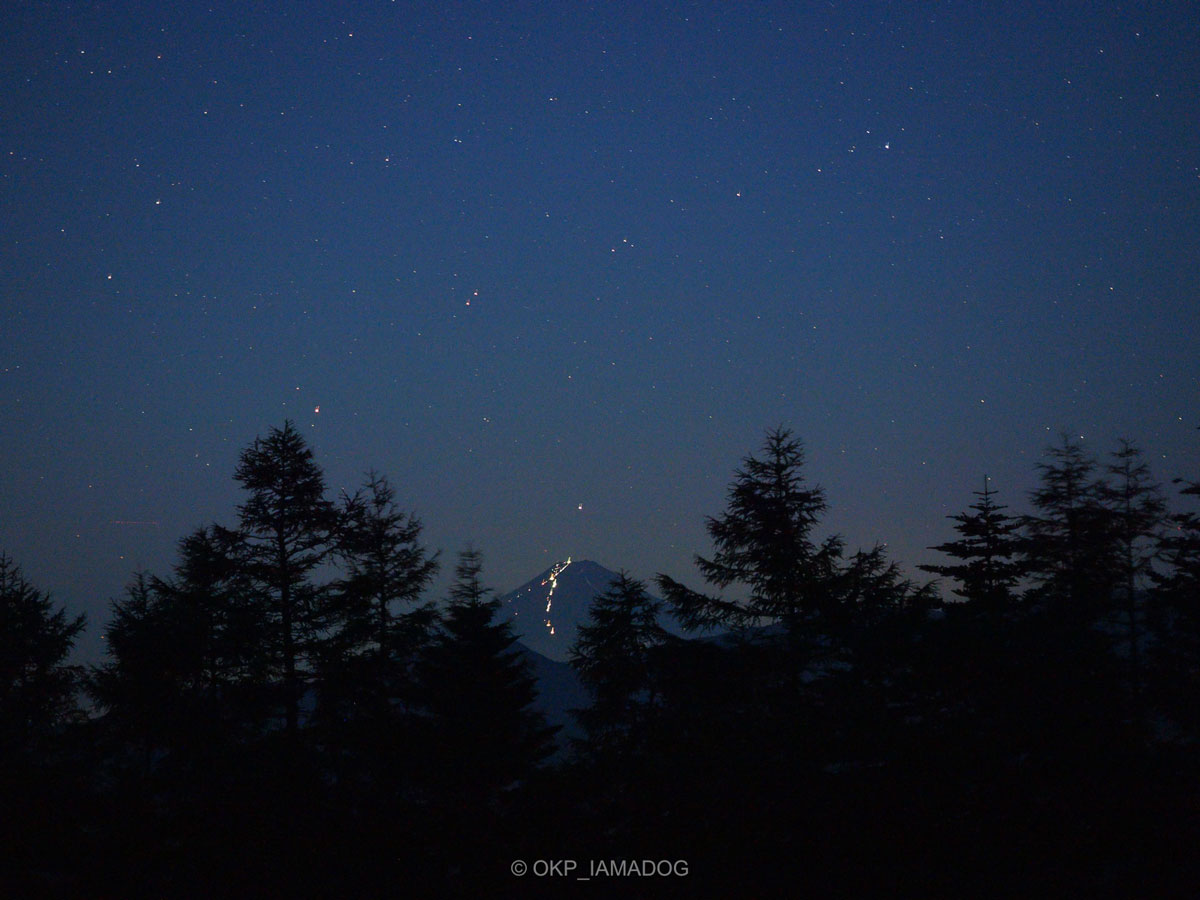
[499,559,619,661]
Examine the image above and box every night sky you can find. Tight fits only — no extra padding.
[3,1,1198,664]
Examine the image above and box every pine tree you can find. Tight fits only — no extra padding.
[153,525,273,735]
[1022,436,1117,619]
[1009,438,1132,763]
[1097,440,1165,702]
[320,472,439,734]
[656,427,844,633]
[0,553,85,760]
[569,571,669,755]
[233,421,337,738]
[656,427,929,636]
[0,556,86,894]
[330,473,439,663]
[91,528,275,777]
[416,549,556,802]
[90,573,175,775]
[1151,468,1200,734]
[1156,478,1200,633]
[835,544,938,623]
[919,477,1024,612]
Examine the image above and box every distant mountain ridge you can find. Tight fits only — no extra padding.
[514,643,588,747]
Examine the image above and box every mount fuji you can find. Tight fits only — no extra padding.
[499,558,620,662]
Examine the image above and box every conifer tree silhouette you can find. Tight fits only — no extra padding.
[416,549,556,802]
[318,472,439,777]
[233,421,337,738]
[569,571,668,756]
[327,472,439,685]
[656,427,844,634]
[1151,453,1200,735]
[920,477,1023,611]
[0,553,85,760]
[153,525,273,739]
[1022,436,1117,619]
[1097,440,1165,709]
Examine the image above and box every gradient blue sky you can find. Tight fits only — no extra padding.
[3,0,1198,663]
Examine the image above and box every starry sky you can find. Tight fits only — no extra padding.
[3,1,1198,664]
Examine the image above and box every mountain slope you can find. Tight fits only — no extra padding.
[499,558,618,661]
[515,643,588,746]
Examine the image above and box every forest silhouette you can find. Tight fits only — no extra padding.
[3,422,1199,896]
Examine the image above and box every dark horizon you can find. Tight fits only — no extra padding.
[4,415,1199,895]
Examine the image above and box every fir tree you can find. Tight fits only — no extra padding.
[319,473,439,746]
[919,477,1024,612]
[656,427,844,633]
[329,472,439,667]
[835,544,938,624]
[233,421,337,737]
[1022,436,1117,619]
[569,571,669,755]
[1097,440,1165,704]
[657,427,929,636]
[0,556,85,895]
[152,525,273,736]
[1156,477,1200,633]
[416,549,556,801]
[0,553,85,759]
[91,529,274,777]
[90,573,176,775]
[1151,468,1200,734]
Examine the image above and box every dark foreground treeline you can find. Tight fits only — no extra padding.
[3,423,1200,897]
